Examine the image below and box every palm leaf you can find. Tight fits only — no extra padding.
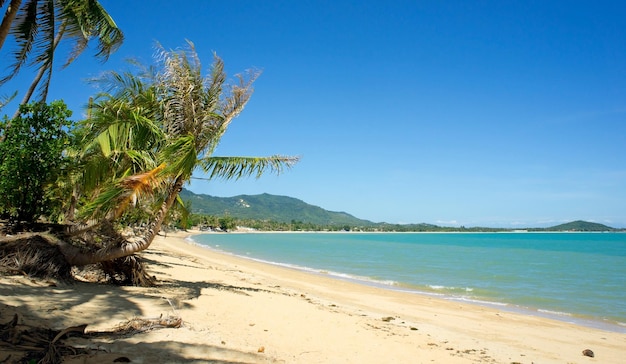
[59,0,123,66]
[80,183,124,219]
[0,0,37,85]
[160,133,198,179]
[200,155,300,180]
[0,90,17,111]
[82,163,168,219]
[115,163,166,216]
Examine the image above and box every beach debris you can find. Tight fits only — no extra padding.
[113,315,182,334]
[381,316,395,322]
[0,233,73,281]
[258,346,265,353]
[409,326,418,331]
[582,349,594,357]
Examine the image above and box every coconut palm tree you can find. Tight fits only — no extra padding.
[0,0,22,50]
[0,0,123,112]
[57,42,299,269]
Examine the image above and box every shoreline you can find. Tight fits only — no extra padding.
[1,229,625,363]
[166,230,626,363]
[208,229,626,234]
[189,231,626,334]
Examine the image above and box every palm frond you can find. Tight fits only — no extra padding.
[81,164,168,220]
[201,68,261,155]
[0,90,17,111]
[59,0,123,66]
[205,52,225,113]
[0,0,38,85]
[116,163,166,216]
[157,41,206,139]
[200,155,300,180]
[80,183,125,219]
[161,133,198,179]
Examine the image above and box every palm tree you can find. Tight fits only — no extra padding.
[0,0,22,50]
[57,42,299,269]
[0,0,123,114]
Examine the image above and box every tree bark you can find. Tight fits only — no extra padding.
[0,0,21,52]
[58,175,186,266]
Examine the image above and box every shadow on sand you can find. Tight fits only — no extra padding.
[0,275,272,363]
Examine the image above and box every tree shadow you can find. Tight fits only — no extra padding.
[0,279,146,330]
[64,340,267,364]
[0,276,273,363]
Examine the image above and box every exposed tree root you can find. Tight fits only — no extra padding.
[0,313,92,364]
[99,255,156,286]
[1,312,182,363]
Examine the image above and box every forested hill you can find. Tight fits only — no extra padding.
[542,220,617,232]
[179,189,374,226]
[180,189,621,231]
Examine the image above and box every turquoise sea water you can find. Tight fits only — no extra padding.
[192,232,626,332]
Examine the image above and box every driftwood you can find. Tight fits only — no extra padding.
[108,315,183,335]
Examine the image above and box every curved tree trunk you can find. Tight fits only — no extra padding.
[58,175,186,266]
[0,0,21,51]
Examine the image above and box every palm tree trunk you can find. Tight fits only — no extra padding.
[58,175,186,266]
[0,0,21,51]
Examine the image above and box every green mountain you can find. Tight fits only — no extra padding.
[543,220,616,232]
[180,190,620,231]
[179,189,374,226]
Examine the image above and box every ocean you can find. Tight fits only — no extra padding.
[191,232,626,332]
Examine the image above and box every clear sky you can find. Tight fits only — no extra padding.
[3,1,626,227]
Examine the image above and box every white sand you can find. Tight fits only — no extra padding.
[1,230,624,363]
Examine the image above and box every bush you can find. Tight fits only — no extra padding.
[0,101,73,223]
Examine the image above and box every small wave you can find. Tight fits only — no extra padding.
[538,309,573,317]
[308,267,399,287]
[226,256,399,287]
[449,297,509,307]
[428,285,474,293]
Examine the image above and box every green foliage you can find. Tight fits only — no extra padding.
[78,43,298,223]
[0,101,74,222]
[218,215,237,231]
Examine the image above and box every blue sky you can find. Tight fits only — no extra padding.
[2,1,625,227]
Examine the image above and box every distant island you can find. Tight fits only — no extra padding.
[179,189,623,232]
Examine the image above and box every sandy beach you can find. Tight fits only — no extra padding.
[1,230,625,363]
